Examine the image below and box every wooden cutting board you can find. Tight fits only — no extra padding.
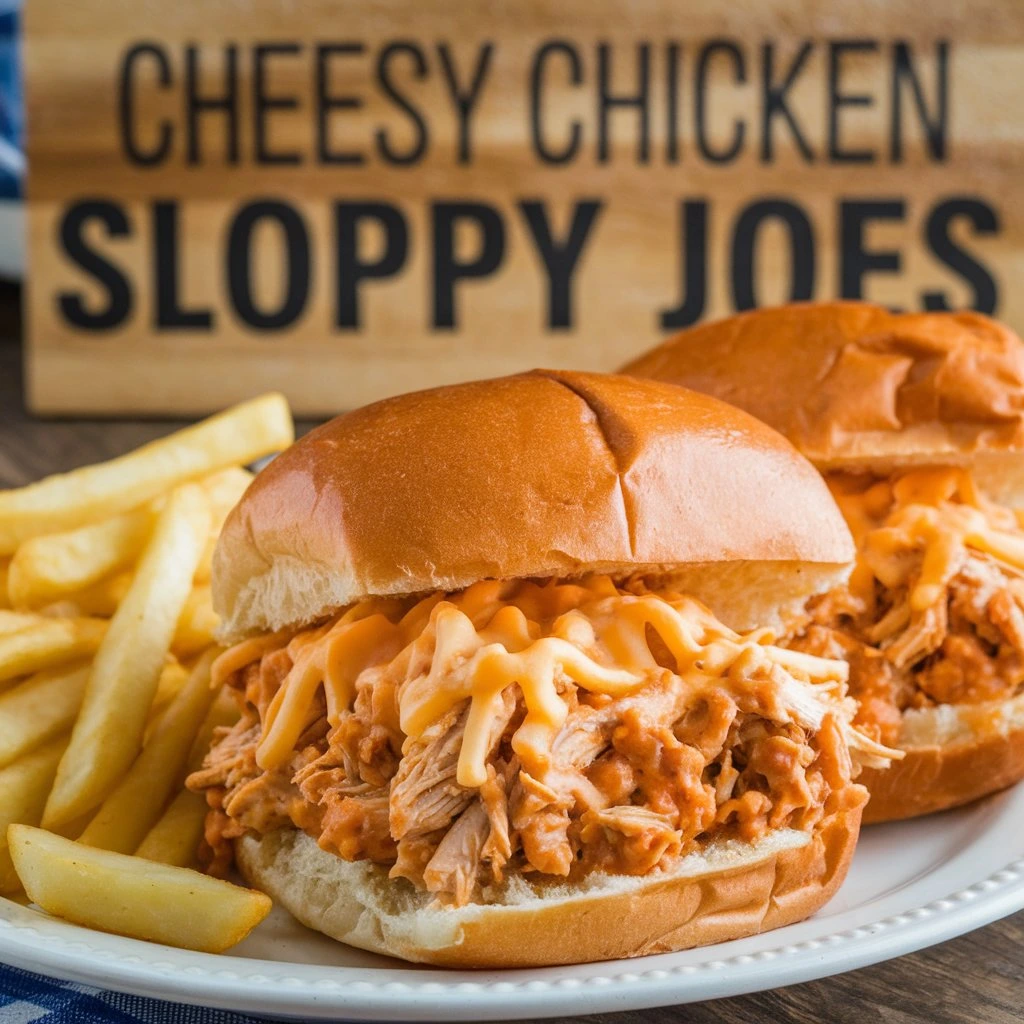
[22,0,1024,415]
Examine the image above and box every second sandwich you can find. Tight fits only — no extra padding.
[624,302,1024,822]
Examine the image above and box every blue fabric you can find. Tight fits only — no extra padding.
[0,964,277,1024]
[0,0,23,200]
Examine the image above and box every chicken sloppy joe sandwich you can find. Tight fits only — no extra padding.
[624,302,1024,823]
[188,370,891,966]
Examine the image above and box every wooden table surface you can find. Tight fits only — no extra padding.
[1,281,1021,1023]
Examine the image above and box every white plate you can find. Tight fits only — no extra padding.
[2,784,1023,1020]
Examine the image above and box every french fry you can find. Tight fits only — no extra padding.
[18,467,251,611]
[0,617,106,684]
[0,664,89,769]
[194,549,216,587]
[0,739,68,893]
[0,393,292,554]
[8,507,153,609]
[136,686,239,868]
[187,687,241,770]
[144,660,190,744]
[43,484,211,828]
[200,466,253,518]
[134,789,208,869]
[0,560,10,608]
[172,586,219,657]
[49,812,94,843]
[8,825,271,952]
[0,612,56,695]
[136,684,239,868]
[79,651,218,854]
[148,659,190,722]
[43,573,133,619]
[0,610,44,634]
[195,468,253,584]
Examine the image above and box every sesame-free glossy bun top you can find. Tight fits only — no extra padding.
[213,370,853,639]
[622,302,1024,486]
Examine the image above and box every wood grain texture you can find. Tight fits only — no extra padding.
[1,281,1022,1019]
[22,0,1024,415]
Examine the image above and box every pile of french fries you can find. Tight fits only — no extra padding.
[0,394,293,953]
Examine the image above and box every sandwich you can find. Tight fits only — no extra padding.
[622,301,1024,823]
[187,369,891,966]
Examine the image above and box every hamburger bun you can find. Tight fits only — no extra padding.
[236,792,864,968]
[214,369,854,640]
[859,693,1024,823]
[619,302,1024,503]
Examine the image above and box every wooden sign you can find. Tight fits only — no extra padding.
[23,0,1024,415]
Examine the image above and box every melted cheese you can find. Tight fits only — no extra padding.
[211,630,294,687]
[829,468,1024,613]
[216,576,880,791]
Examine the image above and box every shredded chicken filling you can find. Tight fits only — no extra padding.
[189,576,885,906]
[789,467,1024,745]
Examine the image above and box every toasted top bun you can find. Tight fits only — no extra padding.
[621,302,1024,498]
[214,370,853,640]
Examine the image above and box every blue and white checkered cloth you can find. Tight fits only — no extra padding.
[0,965,274,1024]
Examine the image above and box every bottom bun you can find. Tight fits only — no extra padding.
[235,796,865,968]
[862,693,1024,824]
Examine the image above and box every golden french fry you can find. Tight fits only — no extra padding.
[187,687,240,771]
[134,788,208,869]
[0,610,45,634]
[0,664,89,769]
[0,612,42,695]
[10,474,240,608]
[148,659,189,720]
[172,586,219,657]
[195,549,215,587]
[16,471,247,609]
[0,618,106,684]
[79,651,218,854]
[144,660,190,744]
[135,687,239,868]
[0,739,68,893]
[194,544,217,587]
[0,560,10,609]
[200,466,253,518]
[49,812,92,842]
[43,573,133,619]
[195,468,253,584]
[8,825,271,952]
[0,393,292,554]
[8,508,153,609]
[43,485,211,827]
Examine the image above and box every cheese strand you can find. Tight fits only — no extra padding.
[217,576,864,790]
